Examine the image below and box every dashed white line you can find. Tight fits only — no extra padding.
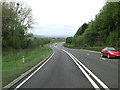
[62,49,110,90]
[100,58,106,60]
[87,53,90,55]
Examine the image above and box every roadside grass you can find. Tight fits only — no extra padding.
[63,43,120,52]
[78,47,104,52]
[2,44,52,86]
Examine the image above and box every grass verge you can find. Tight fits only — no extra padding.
[2,44,52,86]
[63,43,105,52]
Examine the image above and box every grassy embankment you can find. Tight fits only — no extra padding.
[2,44,52,86]
[63,43,120,52]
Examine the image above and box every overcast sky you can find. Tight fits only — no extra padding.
[22,0,105,37]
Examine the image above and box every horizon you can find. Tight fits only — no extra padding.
[24,0,105,37]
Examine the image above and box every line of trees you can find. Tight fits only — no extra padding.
[1,2,50,50]
[65,2,120,48]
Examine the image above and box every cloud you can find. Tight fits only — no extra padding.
[24,0,105,36]
[23,0,105,26]
[28,24,77,37]
[53,25,65,29]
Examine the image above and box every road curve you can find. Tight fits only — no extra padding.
[15,42,118,89]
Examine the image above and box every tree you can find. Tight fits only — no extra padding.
[66,37,73,44]
[8,2,34,28]
[65,2,120,48]
[75,23,89,36]
[2,2,33,49]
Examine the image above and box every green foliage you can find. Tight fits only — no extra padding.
[2,2,28,49]
[2,2,51,56]
[26,33,33,38]
[26,38,50,49]
[75,23,89,36]
[65,2,120,48]
[63,43,75,48]
[49,38,65,43]
[66,37,73,44]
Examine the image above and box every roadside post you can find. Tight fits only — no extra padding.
[23,56,24,62]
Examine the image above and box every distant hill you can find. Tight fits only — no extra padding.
[33,35,46,38]
[33,35,70,38]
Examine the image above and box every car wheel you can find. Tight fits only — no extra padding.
[107,54,110,59]
[101,53,104,57]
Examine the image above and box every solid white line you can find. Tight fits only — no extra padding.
[87,53,90,55]
[70,54,109,90]
[62,49,110,90]
[100,58,106,60]
[80,49,101,53]
[62,49,100,89]
[15,51,55,89]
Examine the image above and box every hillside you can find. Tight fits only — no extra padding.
[65,2,120,49]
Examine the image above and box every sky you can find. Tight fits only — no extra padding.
[22,0,105,37]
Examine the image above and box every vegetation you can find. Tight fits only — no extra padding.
[2,2,33,49]
[75,23,89,36]
[2,44,52,86]
[65,2,120,50]
[1,2,53,86]
[49,38,65,43]
[3,37,50,56]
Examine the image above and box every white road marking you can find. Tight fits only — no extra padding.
[15,51,55,89]
[62,49,110,90]
[100,58,106,60]
[71,54,109,90]
[80,49,101,53]
[54,45,58,48]
[87,53,90,55]
[62,49,100,89]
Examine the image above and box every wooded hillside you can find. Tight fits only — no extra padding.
[65,2,120,48]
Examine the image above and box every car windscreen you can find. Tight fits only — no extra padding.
[108,48,118,51]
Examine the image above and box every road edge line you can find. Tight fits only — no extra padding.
[62,49,110,90]
[71,53,110,89]
[15,51,55,89]
[62,49,100,89]
[3,50,54,89]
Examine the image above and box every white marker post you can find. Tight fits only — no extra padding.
[23,56,24,62]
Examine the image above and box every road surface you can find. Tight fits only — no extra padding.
[15,42,118,89]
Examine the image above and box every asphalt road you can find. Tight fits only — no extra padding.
[18,42,118,89]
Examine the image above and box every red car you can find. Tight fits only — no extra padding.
[101,47,120,59]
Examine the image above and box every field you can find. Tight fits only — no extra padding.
[2,44,52,86]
